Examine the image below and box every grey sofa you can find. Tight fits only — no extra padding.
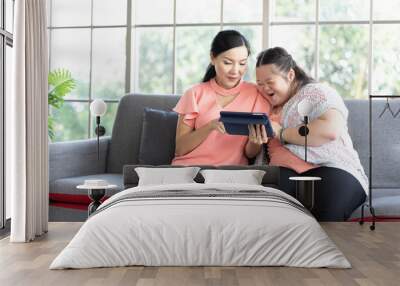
[49,94,400,221]
[49,94,185,221]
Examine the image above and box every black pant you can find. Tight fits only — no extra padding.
[279,167,366,221]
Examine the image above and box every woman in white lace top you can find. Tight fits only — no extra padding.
[255,47,366,221]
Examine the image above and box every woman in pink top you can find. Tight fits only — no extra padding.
[172,30,271,166]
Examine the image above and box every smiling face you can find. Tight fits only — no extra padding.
[211,46,249,89]
[256,64,295,107]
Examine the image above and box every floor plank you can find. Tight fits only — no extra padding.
[0,222,399,286]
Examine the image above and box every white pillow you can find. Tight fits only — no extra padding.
[200,169,266,185]
[135,167,201,186]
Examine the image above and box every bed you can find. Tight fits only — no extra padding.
[50,183,350,269]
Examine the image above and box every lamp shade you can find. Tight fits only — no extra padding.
[297,99,313,117]
[90,99,107,116]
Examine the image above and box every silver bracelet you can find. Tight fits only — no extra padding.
[279,128,287,144]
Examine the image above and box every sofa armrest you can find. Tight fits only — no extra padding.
[49,137,110,183]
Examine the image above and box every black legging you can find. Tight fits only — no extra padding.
[279,167,366,221]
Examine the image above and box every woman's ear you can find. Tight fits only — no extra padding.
[210,53,215,66]
[287,68,295,83]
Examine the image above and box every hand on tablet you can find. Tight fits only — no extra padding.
[208,118,226,134]
[248,124,268,145]
[271,121,282,138]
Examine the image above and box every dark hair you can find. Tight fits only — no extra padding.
[202,30,251,82]
[256,47,314,89]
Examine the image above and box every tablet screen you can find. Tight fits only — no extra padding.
[219,111,274,137]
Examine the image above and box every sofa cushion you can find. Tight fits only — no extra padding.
[370,188,400,198]
[107,94,180,173]
[50,173,123,204]
[138,108,178,165]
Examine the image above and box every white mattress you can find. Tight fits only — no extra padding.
[50,183,350,269]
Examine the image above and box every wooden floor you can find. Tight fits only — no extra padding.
[0,222,399,286]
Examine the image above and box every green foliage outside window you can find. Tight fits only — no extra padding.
[48,69,76,140]
[175,27,220,94]
[135,29,173,94]
[51,81,121,142]
[319,25,369,99]
[51,1,400,142]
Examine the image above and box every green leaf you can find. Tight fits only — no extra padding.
[48,69,76,101]
[48,68,76,139]
[48,116,55,141]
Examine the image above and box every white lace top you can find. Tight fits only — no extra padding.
[281,83,368,193]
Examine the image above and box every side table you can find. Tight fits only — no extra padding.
[289,176,321,211]
[77,184,117,216]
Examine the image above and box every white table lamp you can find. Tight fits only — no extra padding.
[297,99,312,162]
[90,99,107,160]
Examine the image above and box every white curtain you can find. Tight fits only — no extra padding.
[7,0,49,242]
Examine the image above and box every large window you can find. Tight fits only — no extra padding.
[1,0,14,229]
[48,0,263,142]
[48,0,400,142]
[132,0,263,95]
[270,0,400,99]
[48,0,126,142]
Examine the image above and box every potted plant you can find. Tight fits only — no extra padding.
[48,69,76,141]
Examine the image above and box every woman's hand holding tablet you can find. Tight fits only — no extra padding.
[219,111,274,137]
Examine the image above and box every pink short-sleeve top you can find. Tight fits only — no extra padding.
[171,78,271,166]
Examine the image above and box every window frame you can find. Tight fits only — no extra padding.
[1,0,14,230]
[48,0,123,141]
[269,0,400,97]
[130,0,264,94]
[47,0,400,142]
[47,0,264,141]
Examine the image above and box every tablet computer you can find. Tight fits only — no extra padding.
[219,111,274,137]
